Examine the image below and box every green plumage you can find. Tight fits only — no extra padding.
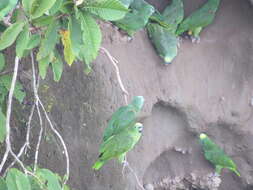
[199,133,240,176]
[176,0,220,38]
[102,96,144,142]
[92,123,143,170]
[115,0,154,36]
[147,23,178,64]
[147,0,183,64]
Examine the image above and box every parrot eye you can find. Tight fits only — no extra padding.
[138,126,143,133]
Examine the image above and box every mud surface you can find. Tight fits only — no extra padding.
[8,0,253,189]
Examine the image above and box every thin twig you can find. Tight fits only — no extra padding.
[0,57,20,173]
[100,47,129,105]
[30,52,43,172]
[38,98,70,184]
[125,161,145,190]
[0,57,31,175]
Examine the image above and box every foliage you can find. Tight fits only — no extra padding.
[0,168,72,190]
[0,0,128,189]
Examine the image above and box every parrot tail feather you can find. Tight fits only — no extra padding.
[92,160,104,170]
[233,169,241,177]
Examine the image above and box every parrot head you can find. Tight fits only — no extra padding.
[200,133,207,140]
[164,56,173,65]
[134,122,143,133]
[131,96,145,110]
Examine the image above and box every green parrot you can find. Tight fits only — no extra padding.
[102,96,144,142]
[176,0,220,42]
[114,0,155,36]
[147,23,178,64]
[199,133,240,176]
[92,122,143,170]
[147,0,183,64]
[0,0,18,21]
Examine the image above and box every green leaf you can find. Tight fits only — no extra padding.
[0,21,24,51]
[60,30,75,66]
[0,0,9,10]
[83,0,128,21]
[0,53,5,72]
[30,0,57,19]
[49,0,64,15]
[38,54,52,79]
[26,34,41,50]
[6,168,31,190]
[0,178,7,190]
[0,109,6,143]
[37,169,61,190]
[22,0,31,14]
[32,16,54,27]
[69,16,83,57]
[16,24,30,58]
[0,75,26,103]
[37,20,59,60]
[51,50,63,82]
[79,12,102,73]
[0,0,18,21]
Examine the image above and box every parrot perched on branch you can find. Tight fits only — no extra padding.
[176,0,220,43]
[115,0,155,36]
[102,96,144,142]
[147,0,183,64]
[199,133,240,177]
[92,122,143,170]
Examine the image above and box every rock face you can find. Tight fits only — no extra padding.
[7,0,253,189]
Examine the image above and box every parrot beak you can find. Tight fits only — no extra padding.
[135,123,143,133]
[200,133,207,139]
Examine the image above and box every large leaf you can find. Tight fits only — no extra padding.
[26,34,41,50]
[22,0,31,14]
[30,0,57,19]
[49,0,64,15]
[51,50,63,82]
[16,24,30,58]
[37,169,61,190]
[0,0,18,21]
[6,168,31,190]
[37,20,59,60]
[0,75,26,103]
[0,0,9,10]
[79,12,102,73]
[38,54,52,79]
[83,0,128,21]
[0,109,6,143]
[69,16,83,57]
[0,53,5,72]
[60,30,75,66]
[0,21,24,51]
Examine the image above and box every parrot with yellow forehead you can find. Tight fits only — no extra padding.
[176,0,220,43]
[199,133,240,176]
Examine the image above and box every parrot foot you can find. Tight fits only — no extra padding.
[191,36,200,44]
[177,37,182,48]
[121,156,128,176]
[213,172,220,177]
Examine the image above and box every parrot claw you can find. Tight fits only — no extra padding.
[213,172,220,177]
[191,36,200,44]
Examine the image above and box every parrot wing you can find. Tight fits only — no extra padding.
[99,125,142,161]
[102,105,137,142]
[176,0,220,36]
[147,23,178,64]
[115,0,155,36]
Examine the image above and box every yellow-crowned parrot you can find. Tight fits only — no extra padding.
[115,0,154,36]
[176,0,220,43]
[102,96,144,142]
[199,133,240,176]
[147,0,183,64]
[92,122,143,170]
